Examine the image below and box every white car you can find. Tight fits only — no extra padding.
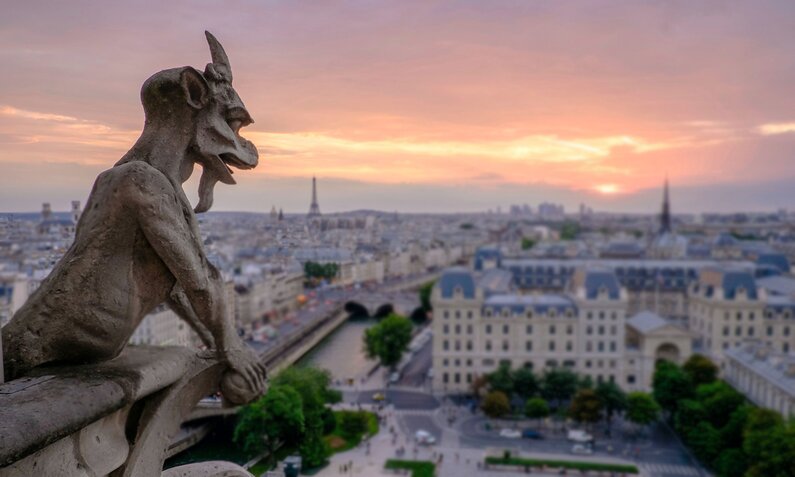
[499,428,522,439]
[389,372,401,383]
[567,430,594,443]
[571,443,594,455]
[415,430,436,445]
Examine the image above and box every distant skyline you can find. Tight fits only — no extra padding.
[2,1,795,213]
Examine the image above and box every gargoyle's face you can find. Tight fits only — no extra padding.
[184,32,259,213]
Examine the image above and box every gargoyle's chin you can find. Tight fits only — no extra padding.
[194,155,237,213]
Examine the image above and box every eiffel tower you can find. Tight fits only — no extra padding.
[307,176,321,218]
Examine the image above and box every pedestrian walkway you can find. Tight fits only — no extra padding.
[641,462,704,477]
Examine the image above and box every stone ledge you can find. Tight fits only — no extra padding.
[0,345,197,466]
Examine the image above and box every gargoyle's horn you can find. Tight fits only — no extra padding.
[205,31,232,82]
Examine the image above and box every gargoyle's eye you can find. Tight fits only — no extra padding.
[227,119,243,134]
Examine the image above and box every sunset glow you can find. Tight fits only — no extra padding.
[2,1,795,212]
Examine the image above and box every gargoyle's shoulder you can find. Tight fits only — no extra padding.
[102,161,177,200]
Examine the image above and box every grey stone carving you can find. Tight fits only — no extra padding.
[1,32,266,404]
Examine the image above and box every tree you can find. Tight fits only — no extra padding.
[695,381,745,429]
[339,410,369,440]
[471,374,489,398]
[482,391,511,418]
[521,237,536,250]
[652,360,693,416]
[744,417,795,477]
[540,369,579,408]
[713,448,748,477]
[559,221,580,240]
[686,421,721,464]
[568,389,603,425]
[234,385,305,455]
[674,399,705,436]
[625,392,660,430]
[524,397,550,425]
[487,362,515,396]
[270,366,333,466]
[595,381,627,430]
[682,354,719,387]
[719,404,751,450]
[363,314,413,369]
[418,281,434,312]
[512,367,538,399]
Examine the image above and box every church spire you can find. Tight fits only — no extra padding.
[660,177,672,234]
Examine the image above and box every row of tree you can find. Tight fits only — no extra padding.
[303,261,339,286]
[233,367,342,469]
[652,355,795,477]
[475,363,660,432]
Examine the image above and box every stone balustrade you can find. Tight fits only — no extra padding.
[0,346,253,477]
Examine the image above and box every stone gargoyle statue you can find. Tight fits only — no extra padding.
[1,32,266,404]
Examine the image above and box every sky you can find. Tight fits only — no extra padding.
[2,0,795,214]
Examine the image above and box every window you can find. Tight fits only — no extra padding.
[627,375,636,384]
[502,340,509,351]
[443,340,449,351]
[748,327,754,337]
[598,325,605,335]
[735,326,741,336]
[485,340,492,351]
[724,326,730,337]
[598,341,605,352]
[785,327,791,337]
[526,341,533,351]
[585,360,592,368]
[550,325,556,335]
[443,324,449,334]
[610,342,617,352]
[466,340,473,351]
[454,373,460,384]
[455,310,460,319]
[454,340,461,351]
[549,341,556,351]
[526,324,533,334]
[443,310,449,319]
[566,325,573,335]
[586,341,593,352]
[454,324,460,334]
[443,359,449,366]
[466,359,472,366]
[443,373,449,383]
[454,359,460,366]
[503,324,510,334]
[467,325,473,334]
[566,341,573,352]
[587,326,593,335]
[467,311,473,319]
[483,359,495,366]
[486,324,492,334]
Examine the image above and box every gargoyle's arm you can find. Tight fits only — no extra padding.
[167,284,215,349]
[123,164,265,391]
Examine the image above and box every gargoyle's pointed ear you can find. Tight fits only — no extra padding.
[180,67,209,110]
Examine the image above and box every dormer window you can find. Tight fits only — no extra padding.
[526,310,533,319]
[454,286,463,297]
[502,308,510,318]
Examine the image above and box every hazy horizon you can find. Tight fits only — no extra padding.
[3,1,795,214]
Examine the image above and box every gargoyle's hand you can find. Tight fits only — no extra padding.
[221,345,268,396]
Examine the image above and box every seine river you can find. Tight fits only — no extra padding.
[298,318,377,383]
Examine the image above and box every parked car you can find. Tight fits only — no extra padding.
[571,443,594,455]
[415,430,436,445]
[372,392,386,402]
[567,430,594,443]
[521,429,543,439]
[499,428,522,439]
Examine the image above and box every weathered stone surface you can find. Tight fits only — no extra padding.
[0,31,266,403]
[0,346,193,467]
[162,461,254,477]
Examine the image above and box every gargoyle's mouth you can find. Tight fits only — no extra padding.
[220,152,255,171]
